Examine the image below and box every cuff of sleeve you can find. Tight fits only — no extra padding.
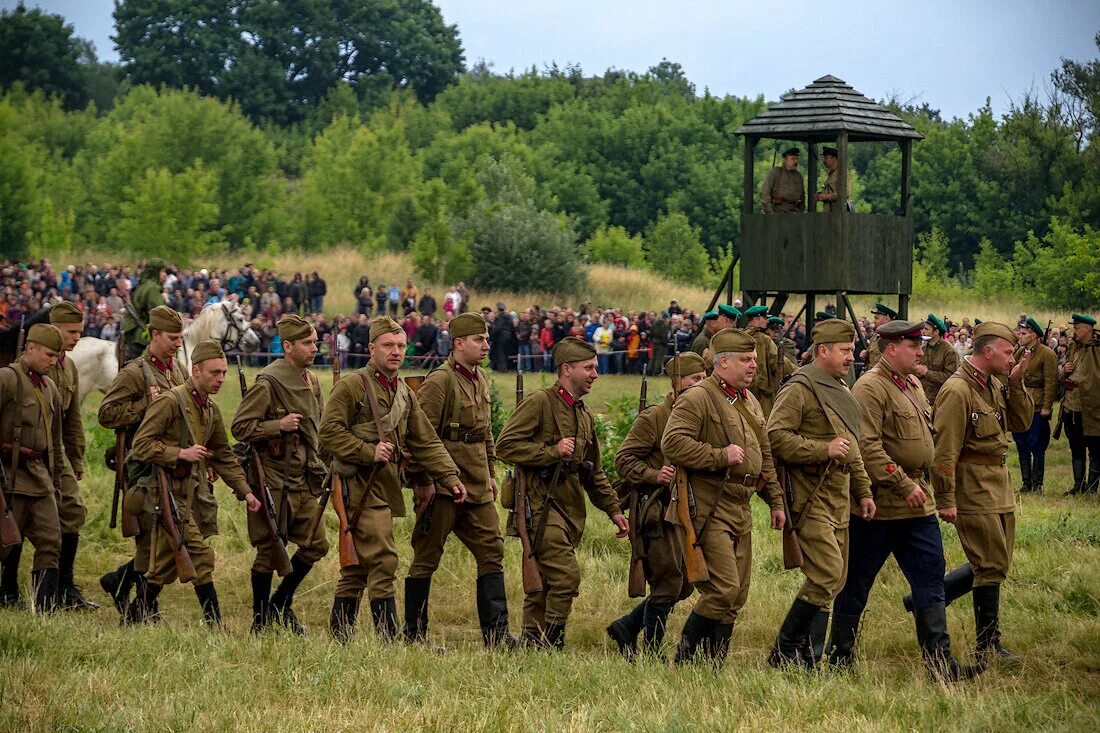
[162,446,181,467]
[889,479,915,503]
[439,475,460,490]
[356,442,375,465]
[233,483,251,501]
[262,419,283,439]
[712,448,728,469]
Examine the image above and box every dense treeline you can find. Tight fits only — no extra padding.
[1,2,1097,307]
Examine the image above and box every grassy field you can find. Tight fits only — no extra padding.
[2,368,1098,732]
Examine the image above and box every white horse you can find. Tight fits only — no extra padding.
[70,301,261,403]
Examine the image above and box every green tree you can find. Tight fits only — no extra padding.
[409,179,471,283]
[644,211,709,284]
[0,3,88,110]
[111,165,224,258]
[583,224,644,267]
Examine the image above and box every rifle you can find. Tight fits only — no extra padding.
[236,356,293,576]
[1053,403,1065,440]
[329,472,357,568]
[154,467,196,582]
[511,370,543,592]
[638,373,648,414]
[1043,319,1053,344]
[15,315,26,356]
[775,462,803,570]
[110,431,141,537]
[529,460,566,577]
[332,343,340,386]
[0,459,22,548]
[626,485,647,598]
[673,468,708,583]
[515,366,524,408]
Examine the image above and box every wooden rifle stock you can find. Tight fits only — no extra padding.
[330,473,358,568]
[15,315,26,356]
[776,463,803,570]
[253,458,293,576]
[155,468,196,582]
[673,469,708,583]
[626,486,646,598]
[0,460,21,548]
[332,345,341,385]
[514,469,543,593]
[113,431,141,537]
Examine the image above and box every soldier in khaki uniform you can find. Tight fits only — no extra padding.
[1011,316,1059,494]
[830,321,982,681]
[816,146,850,212]
[496,337,628,649]
[932,322,1033,662]
[121,258,169,362]
[917,314,959,407]
[606,352,708,658]
[662,331,786,665]
[0,325,65,612]
[861,303,897,369]
[760,147,805,213]
[744,305,781,416]
[129,341,261,625]
[97,306,187,617]
[232,315,329,634]
[320,317,465,643]
[767,316,800,376]
[690,311,718,357]
[403,313,515,648]
[767,319,875,669]
[1061,313,1099,495]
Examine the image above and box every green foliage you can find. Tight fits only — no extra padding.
[972,238,1017,298]
[112,164,224,257]
[915,227,952,284]
[583,224,645,268]
[644,211,710,284]
[409,179,472,283]
[0,3,88,110]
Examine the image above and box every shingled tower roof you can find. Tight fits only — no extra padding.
[735,75,923,142]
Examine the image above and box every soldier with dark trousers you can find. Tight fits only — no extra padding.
[830,320,982,682]
[1061,314,1100,495]
[606,352,708,658]
[1011,317,1058,495]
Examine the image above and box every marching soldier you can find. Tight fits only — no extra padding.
[232,314,330,634]
[744,305,781,416]
[917,314,959,407]
[0,325,65,612]
[121,258,169,362]
[1061,314,1099,495]
[767,319,875,669]
[129,341,261,625]
[320,316,465,644]
[932,322,1032,662]
[760,147,805,213]
[496,337,628,649]
[691,311,718,357]
[1011,316,1058,494]
[861,303,898,369]
[403,313,515,648]
[816,146,849,212]
[662,330,786,664]
[606,352,708,658]
[97,306,187,617]
[830,321,982,681]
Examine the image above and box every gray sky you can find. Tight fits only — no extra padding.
[5,0,1098,120]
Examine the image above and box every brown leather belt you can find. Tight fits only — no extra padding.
[905,468,925,479]
[458,430,487,444]
[801,462,850,477]
[725,473,766,489]
[0,443,43,461]
[1064,380,1077,391]
[958,451,1006,466]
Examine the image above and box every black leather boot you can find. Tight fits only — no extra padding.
[768,598,820,669]
[1086,459,1100,494]
[974,584,1018,662]
[31,568,60,613]
[904,563,974,613]
[0,541,23,608]
[123,580,161,625]
[403,577,431,643]
[1066,457,1086,495]
[58,533,99,610]
[826,612,861,670]
[370,596,398,641]
[641,599,674,657]
[607,599,647,659]
[542,622,566,650]
[709,622,734,665]
[475,572,516,649]
[330,595,360,643]
[674,611,717,665]
[1017,453,1032,493]
[1032,453,1045,495]
[804,610,830,668]
[915,602,985,682]
[194,582,221,627]
[269,555,312,635]
[99,559,135,614]
[251,570,274,634]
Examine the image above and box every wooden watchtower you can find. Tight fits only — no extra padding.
[711,75,923,351]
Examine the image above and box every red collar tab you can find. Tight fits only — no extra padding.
[375,372,399,392]
[303,371,311,386]
[57,354,66,368]
[718,379,746,401]
[455,363,478,382]
[890,373,909,391]
[966,362,988,391]
[556,386,576,408]
[190,388,209,411]
[150,355,173,374]
[26,368,44,389]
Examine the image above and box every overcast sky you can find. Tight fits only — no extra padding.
[5,0,1098,120]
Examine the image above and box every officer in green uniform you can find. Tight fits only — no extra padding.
[121,258,169,362]
[496,337,628,649]
[1061,314,1100,494]
[816,147,849,212]
[862,304,898,369]
[760,147,805,213]
[1011,316,1059,494]
[691,311,718,357]
[767,319,875,669]
[918,314,959,407]
[767,316,800,378]
[744,305,781,416]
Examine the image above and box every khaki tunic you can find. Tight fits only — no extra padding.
[919,339,959,407]
[46,353,86,532]
[1015,342,1058,414]
[406,360,503,578]
[748,326,780,416]
[760,167,805,213]
[691,332,710,358]
[932,360,1032,585]
[851,360,936,520]
[496,383,620,627]
[0,361,64,569]
[767,366,872,607]
[662,376,782,622]
[320,362,460,600]
[820,165,850,212]
[865,336,882,369]
[231,358,329,571]
[132,381,253,586]
[1063,337,1100,435]
[614,392,690,603]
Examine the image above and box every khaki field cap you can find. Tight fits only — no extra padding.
[710,328,755,354]
[811,318,856,345]
[27,323,64,352]
[449,313,488,339]
[48,301,83,324]
[666,352,707,376]
[876,320,928,342]
[149,306,184,334]
[553,336,597,367]
[190,340,226,364]
[277,314,313,342]
[973,321,1018,347]
[370,316,404,343]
